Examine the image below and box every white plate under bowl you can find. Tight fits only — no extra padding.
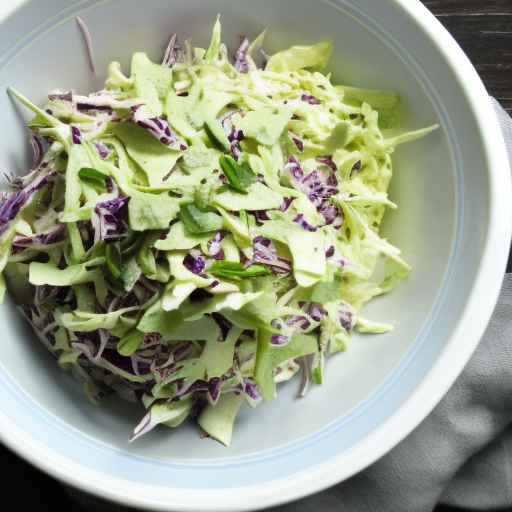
[0,0,510,510]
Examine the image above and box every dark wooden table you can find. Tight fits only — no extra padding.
[2,2,511,511]
[423,0,512,115]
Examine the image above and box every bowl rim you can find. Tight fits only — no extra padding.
[0,0,510,510]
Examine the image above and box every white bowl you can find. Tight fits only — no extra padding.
[0,0,510,510]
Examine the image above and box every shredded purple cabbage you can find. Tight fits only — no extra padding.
[325,245,349,267]
[271,334,290,346]
[299,301,327,322]
[320,202,343,227]
[132,106,187,150]
[13,225,67,250]
[286,156,343,227]
[94,141,112,160]
[293,214,318,232]
[253,236,292,274]
[222,111,245,160]
[71,126,83,145]
[286,314,311,330]
[183,249,206,275]
[281,197,294,212]
[254,210,270,222]
[228,128,244,160]
[91,196,129,243]
[339,304,356,331]
[316,155,337,173]
[207,232,225,260]
[301,169,338,204]
[234,37,250,73]
[284,156,304,181]
[301,94,321,105]
[291,135,304,152]
[162,34,181,67]
[0,172,56,237]
[208,377,222,404]
[243,378,261,403]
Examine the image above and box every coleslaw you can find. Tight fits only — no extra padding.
[0,17,437,446]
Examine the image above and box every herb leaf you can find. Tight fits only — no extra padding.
[78,167,108,187]
[209,261,271,280]
[219,155,256,194]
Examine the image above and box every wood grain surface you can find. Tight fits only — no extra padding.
[423,0,512,114]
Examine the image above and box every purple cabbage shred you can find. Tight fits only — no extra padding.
[91,196,129,243]
[253,236,292,274]
[71,126,83,145]
[293,214,318,232]
[13,225,67,250]
[284,156,304,181]
[208,232,225,260]
[243,378,262,402]
[95,141,111,160]
[286,314,311,330]
[208,377,222,404]
[162,34,181,67]
[291,135,304,152]
[339,305,356,331]
[281,197,294,212]
[234,37,250,73]
[132,106,187,150]
[301,94,321,105]
[254,210,270,222]
[271,334,290,346]
[286,157,343,227]
[0,171,56,237]
[316,155,337,173]
[183,250,206,275]
[300,301,327,322]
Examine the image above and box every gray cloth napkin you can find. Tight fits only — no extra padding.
[71,100,512,512]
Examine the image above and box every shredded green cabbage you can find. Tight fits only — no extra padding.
[1,17,438,446]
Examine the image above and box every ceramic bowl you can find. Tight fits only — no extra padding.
[0,0,510,510]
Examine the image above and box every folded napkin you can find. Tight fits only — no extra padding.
[270,99,512,512]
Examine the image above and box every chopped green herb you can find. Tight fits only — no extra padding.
[219,155,256,194]
[209,261,271,280]
[78,167,108,187]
